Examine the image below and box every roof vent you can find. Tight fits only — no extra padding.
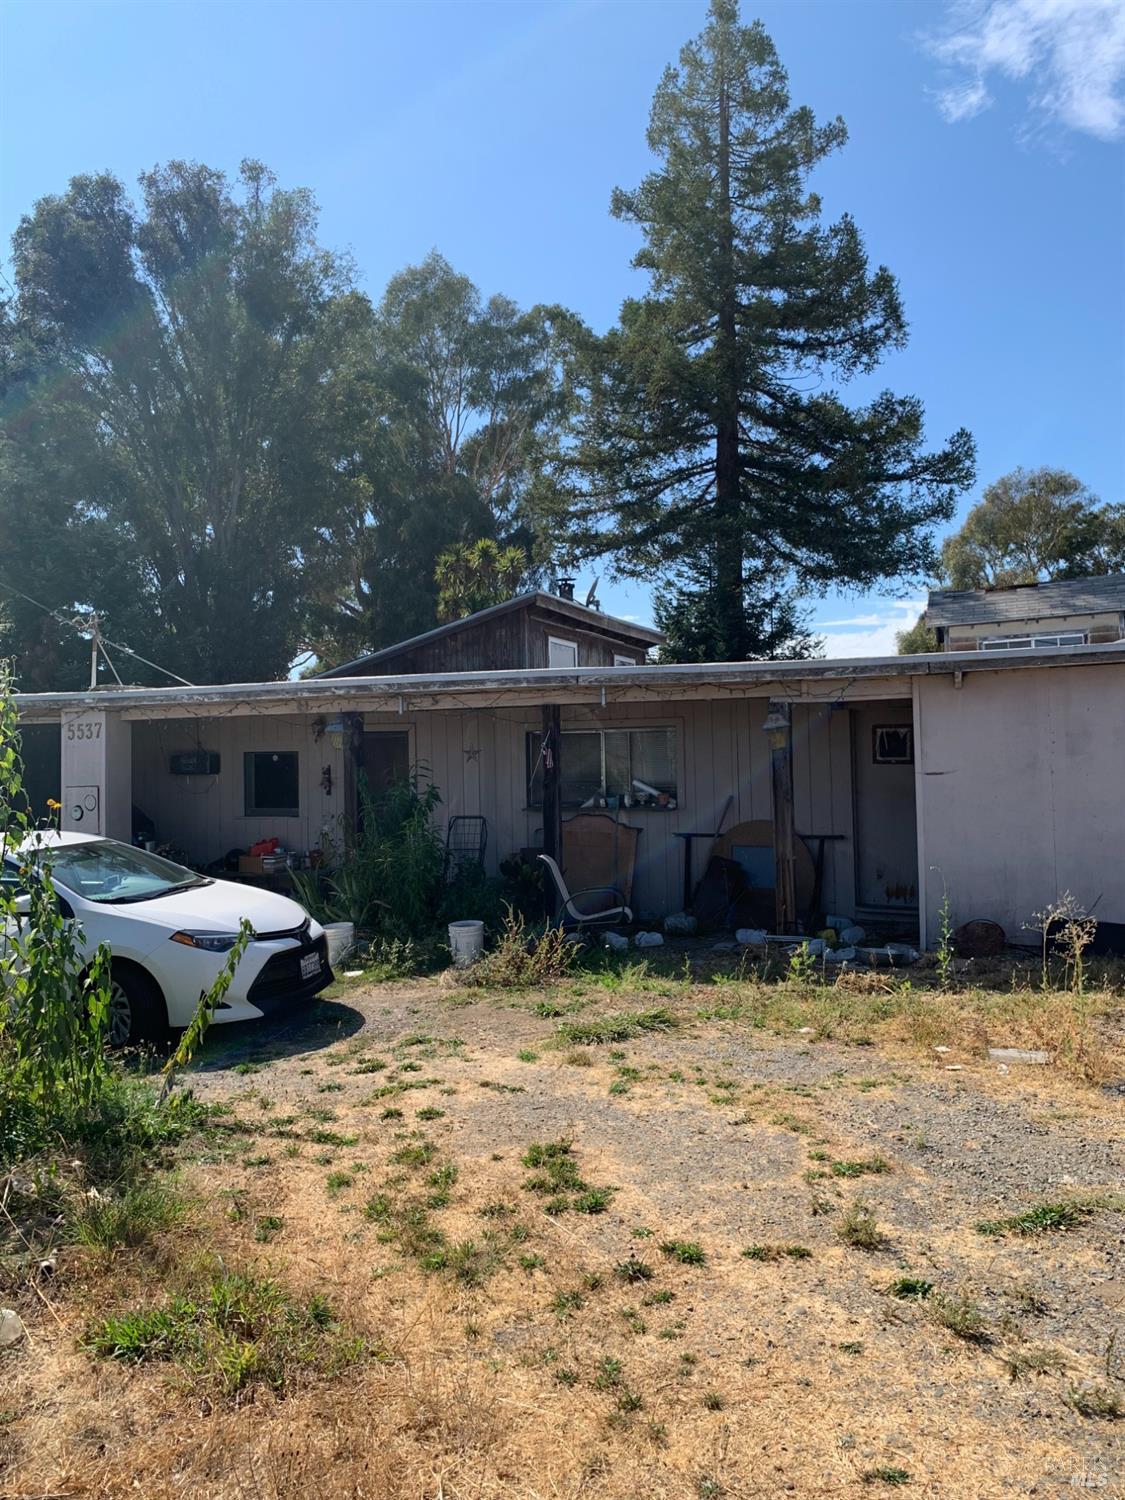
[555,577,575,601]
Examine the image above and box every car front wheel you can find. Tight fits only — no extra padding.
[107,965,168,1047]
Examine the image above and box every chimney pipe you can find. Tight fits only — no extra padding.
[556,577,575,601]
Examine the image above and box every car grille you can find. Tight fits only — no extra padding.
[246,932,331,1010]
[253,917,310,942]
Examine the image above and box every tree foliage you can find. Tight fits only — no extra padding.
[895,615,938,655]
[540,0,974,661]
[435,538,529,623]
[940,467,1124,589]
[305,253,562,666]
[3,161,371,687]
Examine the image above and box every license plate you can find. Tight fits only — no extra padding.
[300,951,321,980]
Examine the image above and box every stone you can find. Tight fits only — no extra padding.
[664,911,697,935]
[987,1047,1050,1065]
[736,928,768,946]
[634,931,664,948]
[803,938,827,957]
[603,931,629,952]
[711,939,738,952]
[839,925,866,944]
[0,1309,25,1348]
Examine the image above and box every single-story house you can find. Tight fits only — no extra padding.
[926,573,1125,652]
[12,589,1125,950]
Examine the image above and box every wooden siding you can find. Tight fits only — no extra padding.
[348,603,652,676]
[132,716,345,865]
[131,698,859,918]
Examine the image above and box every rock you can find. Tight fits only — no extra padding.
[987,1047,1050,1065]
[603,931,629,952]
[954,919,1006,958]
[933,1045,951,1054]
[736,928,768,946]
[634,931,664,948]
[803,938,826,957]
[664,911,697,935]
[711,939,738,952]
[839,925,866,944]
[0,1309,25,1348]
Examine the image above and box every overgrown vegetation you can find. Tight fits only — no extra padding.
[84,1270,366,1397]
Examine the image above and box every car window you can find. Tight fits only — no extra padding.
[30,841,207,905]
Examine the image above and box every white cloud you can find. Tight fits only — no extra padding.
[815,598,927,660]
[928,0,1125,140]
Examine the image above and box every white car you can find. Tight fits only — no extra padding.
[2,831,332,1046]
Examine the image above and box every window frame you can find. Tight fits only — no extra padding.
[613,653,637,667]
[526,724,679,810]
[980,630,1088,651]
[547,635,579,668]
[243,750,301,818]
[872,725,914,766]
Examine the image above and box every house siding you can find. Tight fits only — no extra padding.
[915,663,1125,943]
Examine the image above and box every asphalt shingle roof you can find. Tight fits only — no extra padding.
[926,573,1125,628]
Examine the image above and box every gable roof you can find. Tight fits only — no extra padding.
[926,573,1125,628]
[316,591,665,678]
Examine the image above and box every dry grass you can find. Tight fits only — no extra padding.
[2,965,1122,1499]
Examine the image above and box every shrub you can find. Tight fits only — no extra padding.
[836,1199,885,1251]
[554,1008,676,1046]
[462,910,577,989]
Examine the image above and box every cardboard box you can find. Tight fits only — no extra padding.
[238,855,288,876]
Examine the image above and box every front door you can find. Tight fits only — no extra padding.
[361,732,410,796]
[852,702,918,911]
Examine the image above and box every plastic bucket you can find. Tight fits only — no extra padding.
[323,922,355,969]
[448,919,485,969]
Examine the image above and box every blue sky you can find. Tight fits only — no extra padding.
[2,0,1122,655]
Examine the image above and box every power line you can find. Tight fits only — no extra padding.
[0,578,195,687]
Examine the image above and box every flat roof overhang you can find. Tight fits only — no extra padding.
[13,641,1125,723]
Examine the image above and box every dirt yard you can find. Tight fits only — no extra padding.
[4,964,1123,1499]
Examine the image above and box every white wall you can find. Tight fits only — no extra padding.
[915,662,1125,943]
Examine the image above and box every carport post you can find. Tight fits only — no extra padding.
[763,700,797,933]
[541,704,562,920]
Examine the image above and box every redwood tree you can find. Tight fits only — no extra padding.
[546,1,975,661]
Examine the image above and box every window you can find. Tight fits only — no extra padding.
[980,631,1087,650]
[527,727,678,808]
[547,636,578,668]
[244,751,300,817]
[613,653,637,667]
[872,726,913,766]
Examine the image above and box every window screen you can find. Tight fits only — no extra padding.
[244,751,300,816]
[527,727,678,808]
[981,631,1087,650]
[548,636,578,667]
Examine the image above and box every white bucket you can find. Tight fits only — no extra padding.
[323,922,355,969]
[448,919,485,968]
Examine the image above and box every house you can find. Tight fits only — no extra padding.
[925,573,1125,652]
[12,591,1125,950]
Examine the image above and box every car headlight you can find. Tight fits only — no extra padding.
[170,931,242,952]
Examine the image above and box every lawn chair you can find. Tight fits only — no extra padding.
[444,815,487,880]
[537,854,632,930]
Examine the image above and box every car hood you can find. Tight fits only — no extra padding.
[65,875,314,937]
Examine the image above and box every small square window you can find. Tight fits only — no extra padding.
[872,726,913,766]
[613,653,636,667]
[548,636,578,668]
[244,751,300,816]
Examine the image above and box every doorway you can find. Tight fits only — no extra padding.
[851,701,918,913]
[361,731,410,796]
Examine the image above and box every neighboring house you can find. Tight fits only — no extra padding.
[925,574,1125,652]
[14,598,1125,950]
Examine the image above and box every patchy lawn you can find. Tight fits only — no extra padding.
[3,961,1123,1499]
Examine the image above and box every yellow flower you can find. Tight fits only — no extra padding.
[47,798,61,810]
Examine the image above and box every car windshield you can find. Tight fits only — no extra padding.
[29,840,210,905]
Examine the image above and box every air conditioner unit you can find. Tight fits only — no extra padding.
[169,751,220,776]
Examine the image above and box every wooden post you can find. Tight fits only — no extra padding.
[342,713,366,849]
[541,704,562,920]
[764,700,796,933]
